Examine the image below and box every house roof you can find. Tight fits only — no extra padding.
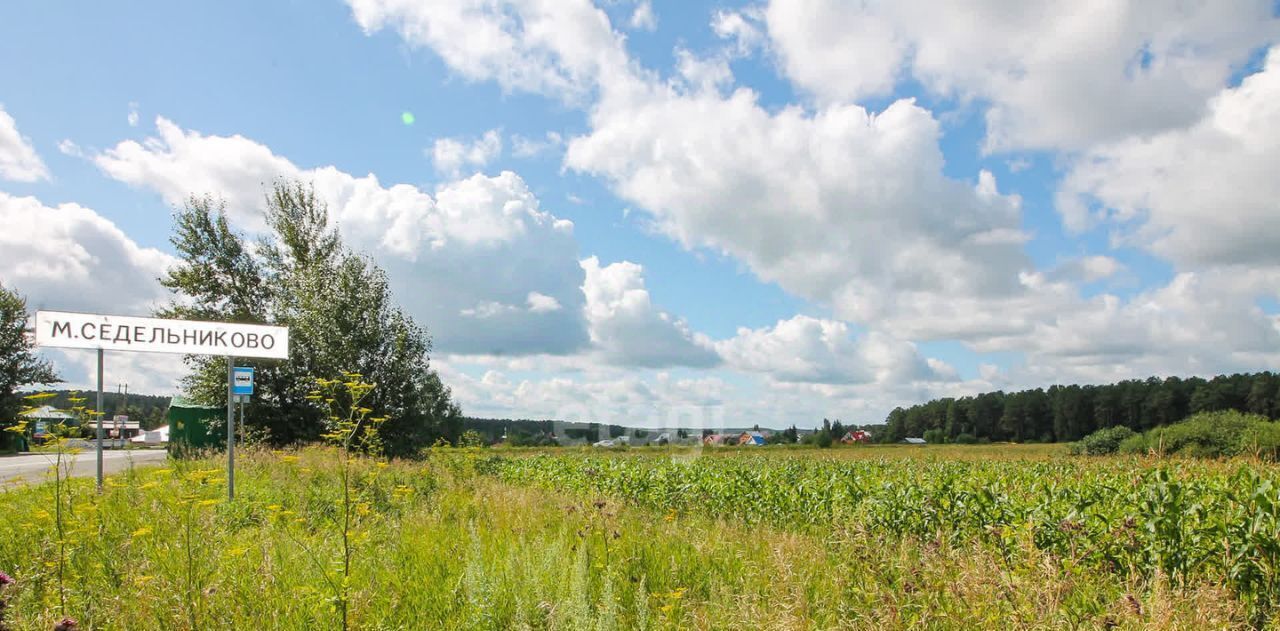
[903,437,927,444]
[168,396,218,410]
[21,405,74,420]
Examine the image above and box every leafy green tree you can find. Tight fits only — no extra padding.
[1,284,60,449]
[160,183,461,455]
[999,392,1024,441]
[830,419,845,439]
[1247,373,1277,418]
[814,430,833,448]
[922,428,946,444]
[944,398,966,439]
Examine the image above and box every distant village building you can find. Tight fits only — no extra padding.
[903,437,927,445]
[841,430,871,444]
[738,431,767,446]
[703,434,730,446]
[130,426,170,446]
[21,405,75,432]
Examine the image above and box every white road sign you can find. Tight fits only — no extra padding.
[34,311,290,360]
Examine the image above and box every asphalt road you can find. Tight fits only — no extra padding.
[0,449,169,484]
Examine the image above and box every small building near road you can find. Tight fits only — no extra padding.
[167,396,225,456]
[105,416,142,441]
[17,406,77,449]
[131,425,170,446]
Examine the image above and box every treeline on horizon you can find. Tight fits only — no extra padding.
[463,418,659,445]
[883,371,1280,444]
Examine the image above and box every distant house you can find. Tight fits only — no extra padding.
[592,439,616,448]
[703,434,730,446]
[841,430,871,444]
[20,406,77,447]
[903,437,927,445]
[738,431,767,446]
[105,416,142,441]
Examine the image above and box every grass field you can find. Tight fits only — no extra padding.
[0,445,1276,629]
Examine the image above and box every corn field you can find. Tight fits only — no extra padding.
[484,451,1280,625]
[2,447,1277,629]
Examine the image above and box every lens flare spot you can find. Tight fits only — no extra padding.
[401,111,415,125]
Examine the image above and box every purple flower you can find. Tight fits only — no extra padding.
[0,571,13,587]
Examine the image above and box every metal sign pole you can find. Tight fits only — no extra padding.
[96,348,104,492]
[227,356,235,501]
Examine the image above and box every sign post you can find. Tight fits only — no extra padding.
[34,311,288,498]
[229,365,255,500]
[96,348,104,490]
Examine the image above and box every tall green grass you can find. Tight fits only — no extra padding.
[0,447,1269,629]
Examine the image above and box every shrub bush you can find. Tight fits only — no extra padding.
[1117,433,1147,455]
[1239,421,1280,460]
[953,433,978,445]
[814,431,833,448]
[1117,410,1279,460]
[1069,426,1136,456]
[922,428,947,445]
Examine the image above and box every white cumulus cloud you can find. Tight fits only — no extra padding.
[628,1,656,31]
[580,256,719,368]
[716,315,952,385]
[430,128,502,176]
[346,0,630,104]
[1060,47,1280,268]
[0,191,174,314]
[566,84,1032,341]
[760,0,1279,152]
[87,118,589,356]
[0,106,50,182]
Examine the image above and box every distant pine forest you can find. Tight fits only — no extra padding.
[882,372,1280,444]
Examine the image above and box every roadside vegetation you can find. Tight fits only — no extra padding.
[1,445,1276,629]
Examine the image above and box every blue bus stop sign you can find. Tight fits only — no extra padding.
[232,366,255,396]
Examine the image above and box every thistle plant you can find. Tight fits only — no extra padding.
[0,570,13,631]
[305,373,386,631]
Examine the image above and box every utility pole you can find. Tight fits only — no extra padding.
[96,348,103,492]
[227,357,235,501]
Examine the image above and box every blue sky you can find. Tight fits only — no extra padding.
[2,1,1279,428]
